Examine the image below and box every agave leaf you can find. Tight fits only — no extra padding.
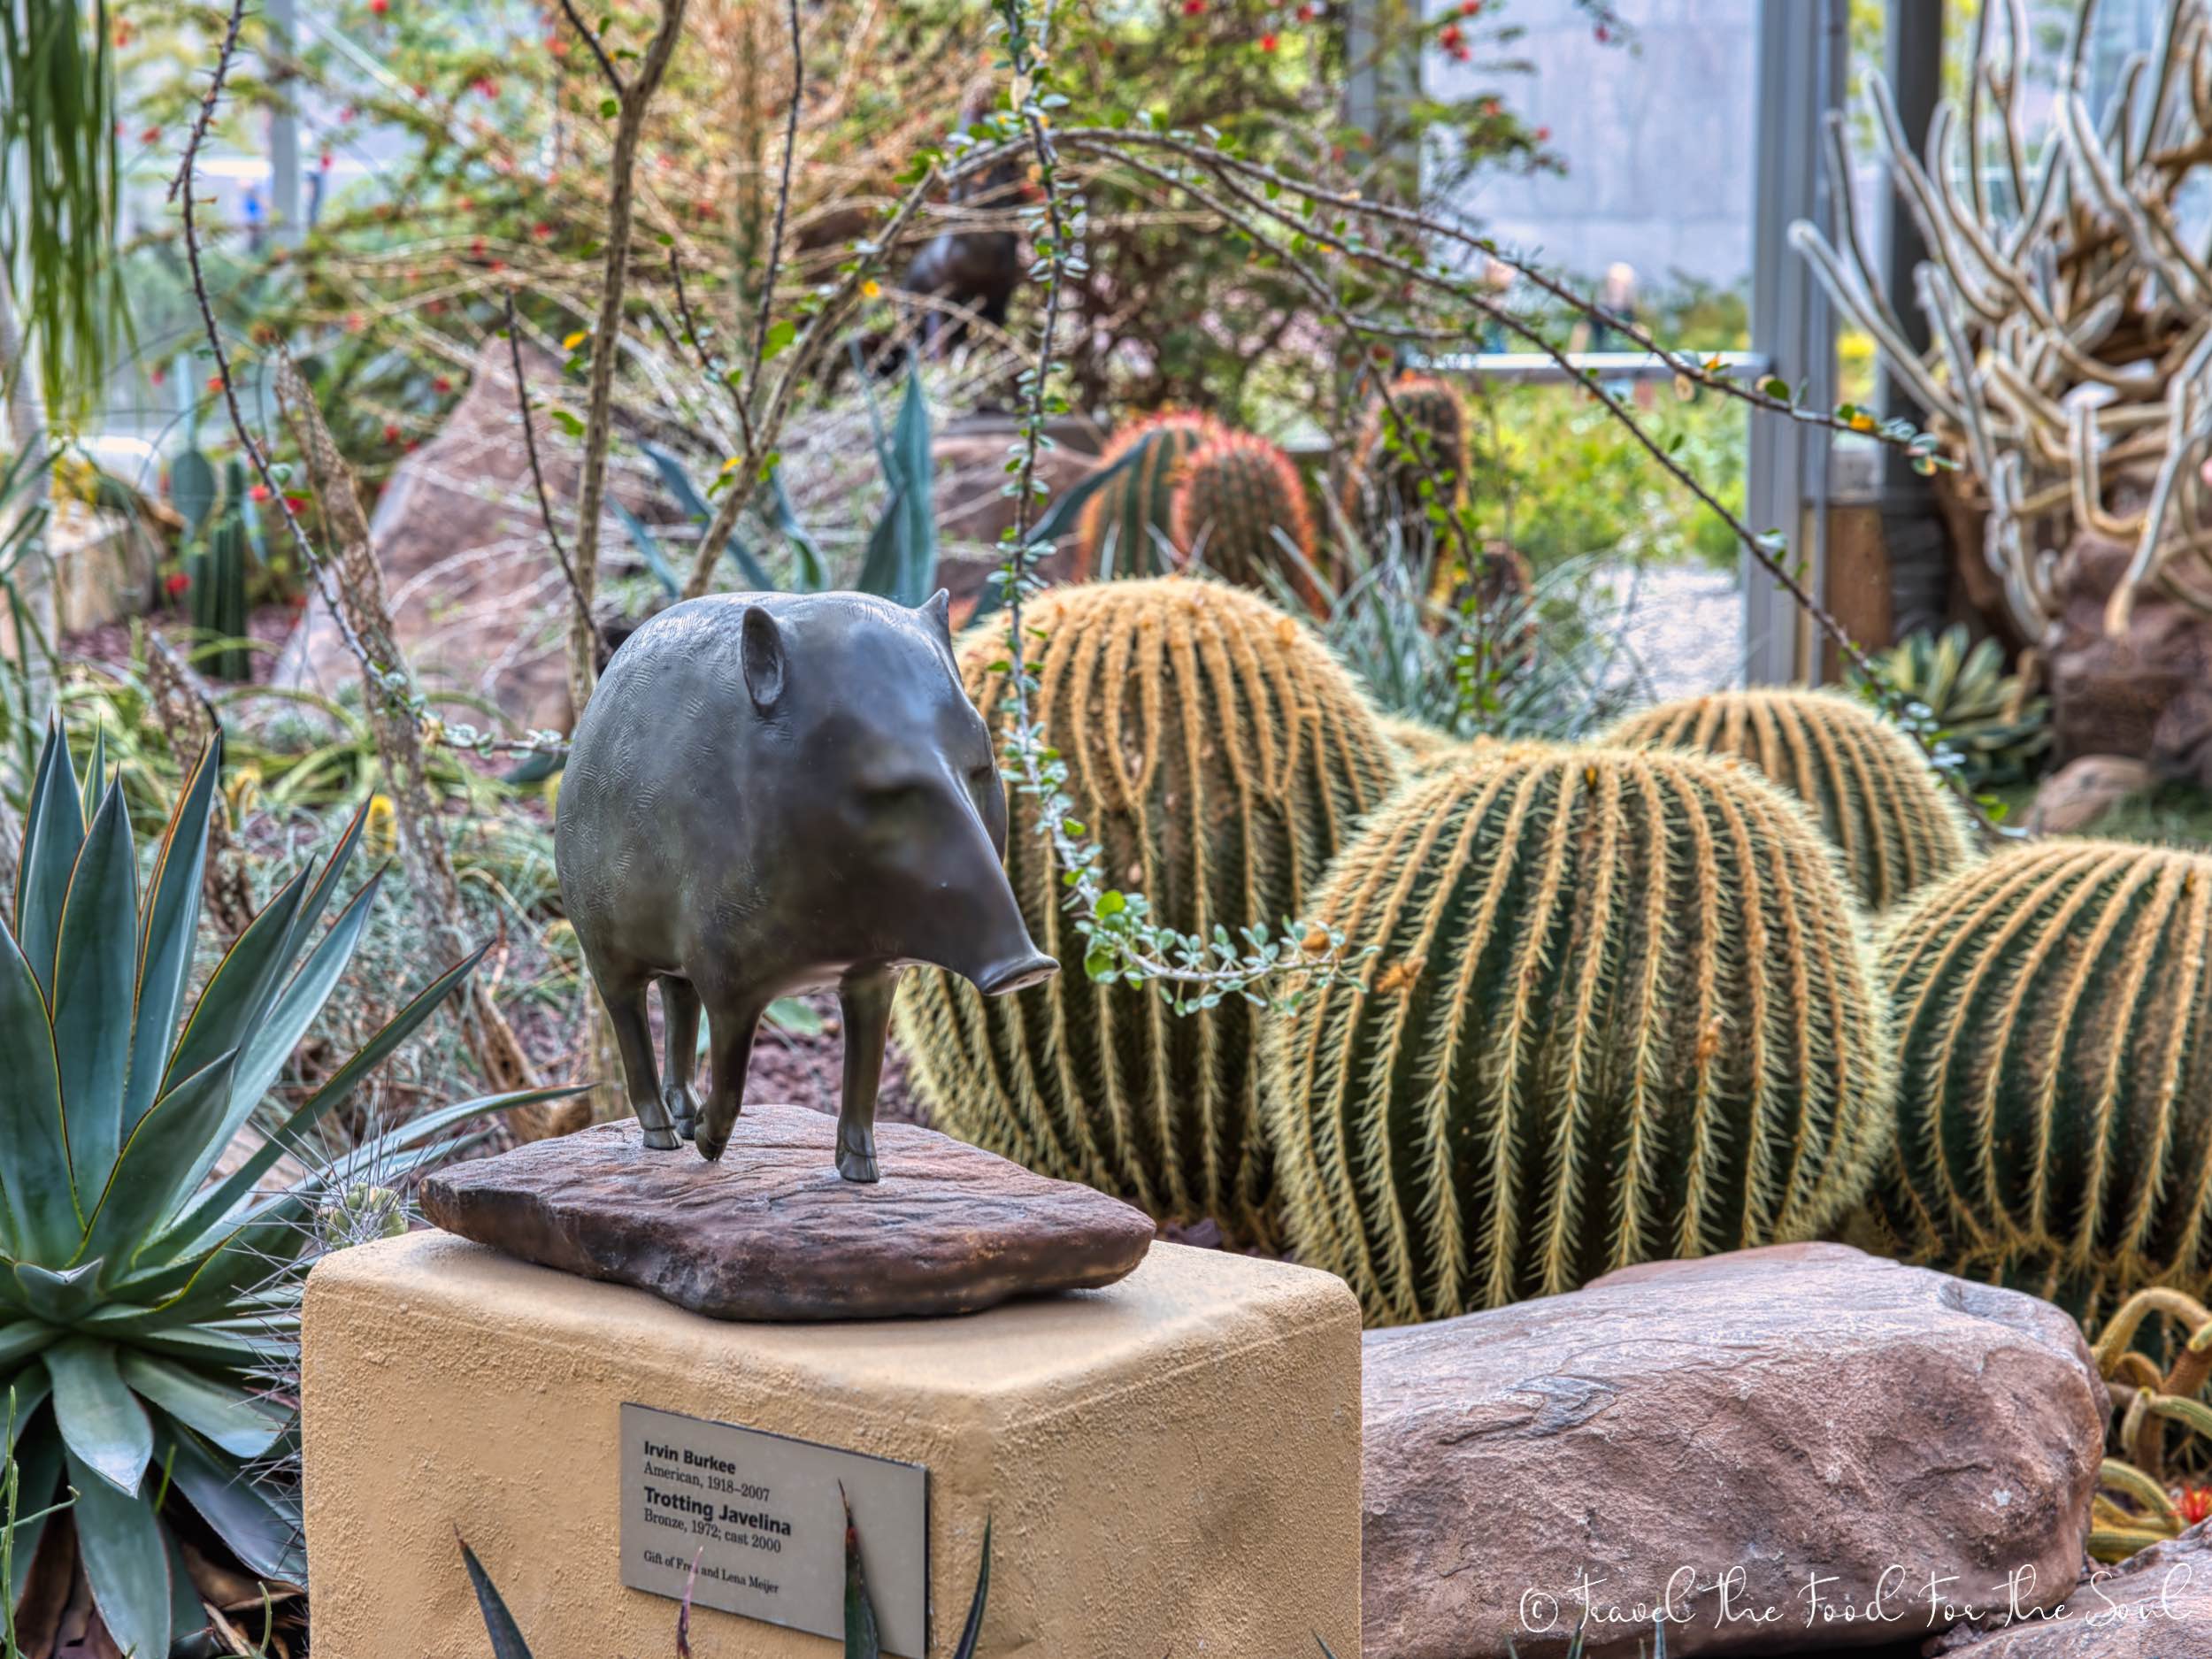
[12,1261,103,1324]
[165,1522,211,1654]
[80,1049,242,1273]
[149,944,495,1259]
[458,1535,537,1659]
[82,1320,291,1371]
[160,1425,304,1585]
[65,1440,173,1659]
[951,1519,991,1659]
[7,1421,65,1605]
[640,441,714,525]
[78,725,108,823]
[0,914,80,1261]
[855,486,912,603]
[52,784,136,1198]
[14,715,84,992]
[765,465,826,590]
[125,729,221,1125]
[614,501,682,599]
[158,864,315,1100]
[270,800,372,992]
[841,1486,881,1659]
[887,363,935,607]
[45,1337,153,1495]
[0,1323,59,1371]
[4,1369,51,1449]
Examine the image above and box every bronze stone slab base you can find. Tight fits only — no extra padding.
[419,1107,1153,1320]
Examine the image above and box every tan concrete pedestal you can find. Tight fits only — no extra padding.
[302,1232,1363,1658]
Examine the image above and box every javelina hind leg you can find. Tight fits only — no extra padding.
[692,989,765,1163]
[603,972,679,1150]
[834,967,897,1184]
[659,974,703,1141]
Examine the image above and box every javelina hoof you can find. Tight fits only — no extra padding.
[663,1085,697,1141]
[695,1130,728,1162]
[837,1143,880,1184]
[641,1124,681,1151]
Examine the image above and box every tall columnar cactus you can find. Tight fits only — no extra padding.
[1170,430,1321,611]
[1605,688,1973,910]
[188,457,255,681]
[1074,410,1225,578]
[898,578,1402,1244]
[1870,838,2212,1329]
[1263,745,1895,1325]
[1342,373,1471,550]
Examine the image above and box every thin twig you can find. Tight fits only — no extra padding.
[554,0,623,95]
[746,0,804,391]
[501,291,595,632]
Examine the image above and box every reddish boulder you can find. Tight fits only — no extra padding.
[1928,1523,2212,1657]
[2049,529,2212,784]
[1361,1244,2106,1659]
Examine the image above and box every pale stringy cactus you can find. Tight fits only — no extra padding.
[1606,687,1977,910]
[1870,837,2212,1332]
[1791,0,2212,641]
[899,578,1402,1247]
[1263,744,1895,1325]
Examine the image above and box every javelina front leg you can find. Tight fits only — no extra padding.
[602,972,680,1150]
[834,967,897,1184]
[692,990,765,1164]
[659,974,704,1141]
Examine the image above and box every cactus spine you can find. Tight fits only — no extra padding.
[1374,712,1468,778]
[1870,838,2212,1328]
[1075,411,1225,578]
[1606,688,1973,910]
[899,578,1402,1243]
[1263,745,1896,1325]
[1343,373,1471,549]
[1170,430,1321,611]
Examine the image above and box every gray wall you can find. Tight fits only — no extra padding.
[1427,0,1760,288]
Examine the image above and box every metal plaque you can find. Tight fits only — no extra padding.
[619,1402,929,1655]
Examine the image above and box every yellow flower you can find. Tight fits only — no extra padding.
[562,330,588,351]
[861,279,881,299]
[365,793,397,854]
[1849,410,1878,433]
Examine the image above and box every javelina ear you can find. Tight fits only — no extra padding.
[919,588,952,638]
[741,604,786,712]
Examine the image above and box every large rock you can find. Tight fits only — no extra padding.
[2024,756,2153,835]
[1929,1523,2212,1656]
[419,1108,1155,1320]
[273,338,668,733]
[1361,1244,2106,1659]
[2049,527,2212,785]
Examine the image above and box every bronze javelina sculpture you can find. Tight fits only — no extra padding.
[556,590,1056,1181]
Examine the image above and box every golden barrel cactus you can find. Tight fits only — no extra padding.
[1871,838,2212,1327]
[1170,430,1321,611]
[1374,713,1468,779]
[1263,744,1896,1324]
[1606,687,1972,910]
[1074,410,1224,579]
[899,578,1402,1243]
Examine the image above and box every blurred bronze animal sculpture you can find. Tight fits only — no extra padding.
[556,591,1056,1182]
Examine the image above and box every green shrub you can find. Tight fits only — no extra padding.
[0,717,568,1654]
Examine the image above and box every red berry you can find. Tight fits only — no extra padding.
[249,483,273,503]
[1259,31,1277,50]
[382,424,402,442]
[434,376,453,395]
[165,572,190,597]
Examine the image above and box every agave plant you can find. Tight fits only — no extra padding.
[3,716,571,1655]
[1867,625,2050,788]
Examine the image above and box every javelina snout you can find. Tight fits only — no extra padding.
[974,950,1058,997]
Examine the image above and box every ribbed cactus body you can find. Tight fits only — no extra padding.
[899,578,1402,1243]
[1170,431,1320,611]
[1075,411,1225,578]
[1263,745,1895,1325]
[1374,713,1467,778]
[1343,373,1471,550]
[1871,838,2212,1328]
[189,457,254,682]
[1606,688,1973,910]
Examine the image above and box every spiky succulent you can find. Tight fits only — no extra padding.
[1373,713,1468,779]
[1264,744,1896,1325]
[1170,431,1321,610]
[1869,625,2051,788]
[1342,373,1471,552]
[1074,411,1225,579]
[1,718,565,1655]
[187,458,254,683]
[1606,687,1975,910]
[899,579,1401,1245]
[1870,837,2212,1330]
